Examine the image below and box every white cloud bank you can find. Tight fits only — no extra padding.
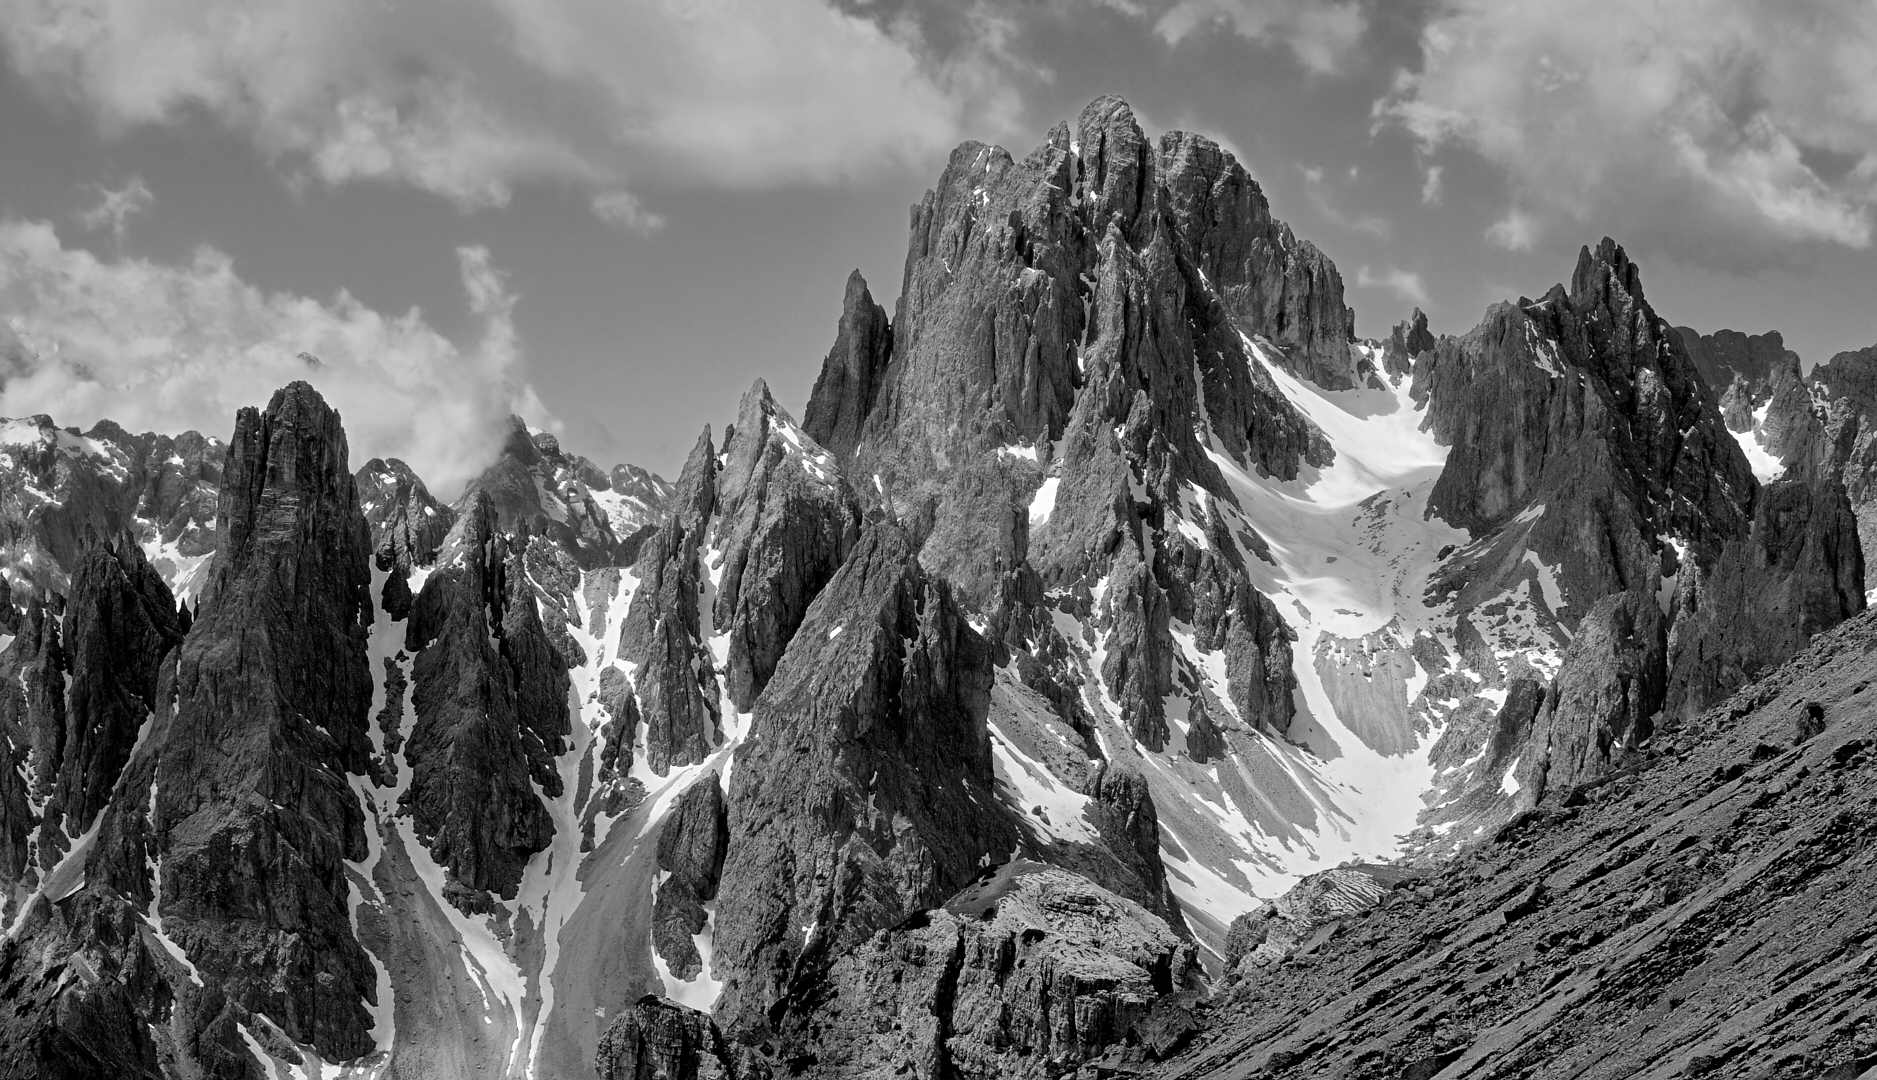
[1378,0,1877,264]
[0,0,1011,218]
[0,221,544,496]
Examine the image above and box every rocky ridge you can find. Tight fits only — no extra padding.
[0,415,222,599]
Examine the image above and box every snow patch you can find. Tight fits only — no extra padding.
[1028,477,1059,527]
[1736,400,1784,482]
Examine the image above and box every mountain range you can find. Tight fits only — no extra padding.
[2,96,1875,1079]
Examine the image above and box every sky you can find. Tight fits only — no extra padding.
[0,0,1874,495]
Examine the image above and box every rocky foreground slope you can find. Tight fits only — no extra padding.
[1152,607,1877,1079]
[0,95,1874,1079]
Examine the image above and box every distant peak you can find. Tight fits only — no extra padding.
[1570,236,1645,306]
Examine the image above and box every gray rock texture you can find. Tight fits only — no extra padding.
[773,863,1202,1079]
[154,381,379,1057]
[0,382,389,1078]
[1759,340,1877,580]
[595,996,733,1080]
[1412,240,1863,826]
[1678,327,1799,434]
[49,540,186,839]
[463,416,649,570]
[651,774,728,980]
[1517,592,1666,802]
[403,491,567,900]
[711,383,860,712]
[0,415,221,595]
[1382,308,1435,379]
[618,430,722,775]
[1220,863,1422,974]
[710,521,1019,1046]
[802,270,893,464]
[356,456,455,573]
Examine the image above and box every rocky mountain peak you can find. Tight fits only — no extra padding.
[461,413,666,570]
[802,269,892,462]
[144,379,382,1060]
[357,454,455,574]
[1383,307,1434,377]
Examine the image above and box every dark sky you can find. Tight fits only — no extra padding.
[1,0,1873,492]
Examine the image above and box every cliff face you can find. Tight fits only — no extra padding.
[0,415,222,598]
[0,382,387,1077]
[402,492,567,902]
[790,98,1372,965]
[154,381,381,1056]
[709,521,1018,1042]
[1408,240,1862,840]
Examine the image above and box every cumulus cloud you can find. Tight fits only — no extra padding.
[1155,0,1366,74]
[0,0,1014,221]
[1377,0,1877,264]
[591,191,666,235]
[75,175,153,243]
[1486,208,1537,252]
[0,221,545,496]
[1356,264,1429,307]
[1419,164,1443,205]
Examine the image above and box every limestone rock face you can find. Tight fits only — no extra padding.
[356,456,455,572]
[609,462,679,528]
[773,863,1202,1080]
[0,598,66,898]
[595,997,733,1080]
[403,491,567,900]
[1767,341,1877,577]
[465,415,663,570]
[1663,475,1865,720]
[0,414,222,596]
[710,521,1019,1045]
[1679,327,1799,433]
[803,270,893,464]
[618,431,722,776]
[1518,592,1666,802]
[712,383,860,712]
[0,381,395,1072]
[154,381,379,1057]
[1417,241,1751,562]
[1411,240,1863,825]
[651,774,729,980]
[1221,863,1421,973]
[51,541,186,837]
[1382,308,1435,378]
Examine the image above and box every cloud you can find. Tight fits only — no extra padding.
[0,0,1019,218]
[1376,0,1877,265]
[0,220,546,496]
[591,191,666,235]
[75,175,153,242]
[1486,208,1536,251]
[1419,163,1443,205]
[1356,264,1429,307]
[1155,0,1366,74]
